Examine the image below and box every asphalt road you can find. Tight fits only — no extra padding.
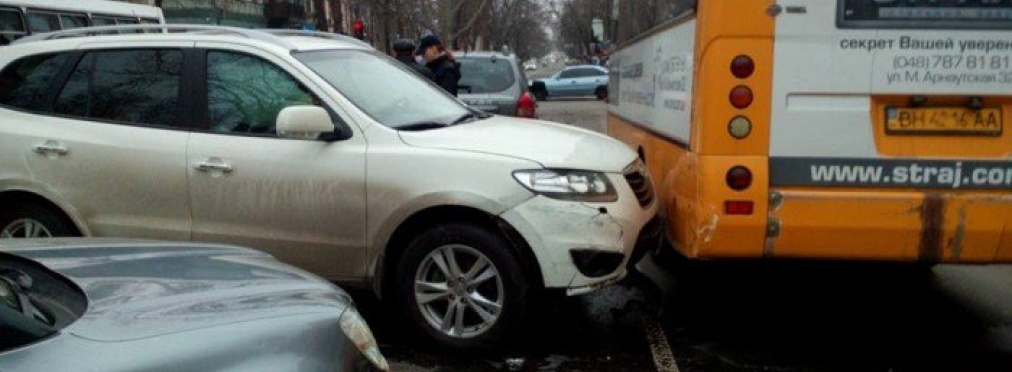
[348,78,1012,372]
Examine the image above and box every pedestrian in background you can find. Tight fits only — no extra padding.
[416,35,460,96]
[393,39,434,80]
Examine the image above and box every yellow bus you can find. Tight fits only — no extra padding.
[608,0,1012,264]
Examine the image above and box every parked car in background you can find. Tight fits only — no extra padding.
[0,238,388,372]
[530,65,609,101]
[0,25,658,350]
[0,0,164,46]
[455,50,537,118]
[523,60,537,71]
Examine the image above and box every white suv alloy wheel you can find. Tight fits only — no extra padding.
[414,244,504,339]
[1,218,53,239]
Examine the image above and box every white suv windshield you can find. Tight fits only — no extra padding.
[296,49,471,129]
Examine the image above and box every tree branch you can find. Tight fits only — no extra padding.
[451,0,490,40]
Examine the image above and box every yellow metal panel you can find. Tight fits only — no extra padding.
[692,39,774,156]
[997,222,1012,261]
[770,190,922,260]
[693,0,775,156]
[769,190,1012,262]
[940,195,1012,263]
[692,156,768,258]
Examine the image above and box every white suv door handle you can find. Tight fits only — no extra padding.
[33,141,69,156]
[194,159,233,174]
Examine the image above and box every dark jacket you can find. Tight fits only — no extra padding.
[396,56,434,80]
[426,54,461,97]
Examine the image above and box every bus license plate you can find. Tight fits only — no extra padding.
[886,107,1002,136]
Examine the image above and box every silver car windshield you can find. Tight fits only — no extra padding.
[296,49,471,129]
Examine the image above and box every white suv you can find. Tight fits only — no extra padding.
[0,26,660,349]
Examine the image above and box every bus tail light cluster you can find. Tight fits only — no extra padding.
[725,166,753,214]
[726,56,756,213]
[728,55,755,137]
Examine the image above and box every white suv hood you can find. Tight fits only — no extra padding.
[398,116,637,173]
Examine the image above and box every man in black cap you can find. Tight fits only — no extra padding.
[416,35,460,96]
[393,39,434,80]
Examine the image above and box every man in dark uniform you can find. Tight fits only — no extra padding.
[416,35,460,97]
[392,39,434,80]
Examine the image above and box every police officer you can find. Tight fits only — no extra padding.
[393,39,434,80]
[416,35,460,96]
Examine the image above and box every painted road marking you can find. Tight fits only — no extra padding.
[644,316,680,372]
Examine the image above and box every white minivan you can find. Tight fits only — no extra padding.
[0,0,164,46]
[0,26,660,349]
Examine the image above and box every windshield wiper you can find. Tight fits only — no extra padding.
[450,111,490,125]
[396,121,451,131]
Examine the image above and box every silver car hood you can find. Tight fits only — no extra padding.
[2,238,351,342]
[398,116,637,173]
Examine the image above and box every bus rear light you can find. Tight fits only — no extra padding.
[729,86,753,109]
[726,166,752,191]
[724,200,754,215]
[517,92,536,118]
[728,116,752,139]
[730,55,755,79]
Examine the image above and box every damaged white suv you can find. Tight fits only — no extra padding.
[0,25,660,349]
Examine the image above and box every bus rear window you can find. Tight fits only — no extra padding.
[839,0,1012,30]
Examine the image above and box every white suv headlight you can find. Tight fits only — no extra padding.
[513,169,618,202]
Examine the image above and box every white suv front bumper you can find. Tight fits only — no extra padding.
[499,173,660,295]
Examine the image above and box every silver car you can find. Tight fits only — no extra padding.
[455,51,537,118]
[531,65,609,101]
[0,238,388,372]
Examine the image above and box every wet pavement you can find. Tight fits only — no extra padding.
[350,251,1012,372]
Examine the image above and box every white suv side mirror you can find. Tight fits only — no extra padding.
[276,106,335,140]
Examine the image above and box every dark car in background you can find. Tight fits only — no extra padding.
[0,238,388,372]
[454,51,537,118]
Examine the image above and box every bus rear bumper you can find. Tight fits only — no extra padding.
[764,189,1012,263]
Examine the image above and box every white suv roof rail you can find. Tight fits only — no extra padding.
[12,24,328,50]
[258,29,373,49]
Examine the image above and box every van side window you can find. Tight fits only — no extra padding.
[59,14,88,29]
[0,7,26,46]
[54,49,183,127]
[0,53,73,111]
[26,11,60,32]
[206,51,317,135]
[91,15,116,27]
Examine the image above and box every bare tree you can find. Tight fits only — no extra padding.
[351,0,548,58]
[615,0,694,44]
[557,0,613,57]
